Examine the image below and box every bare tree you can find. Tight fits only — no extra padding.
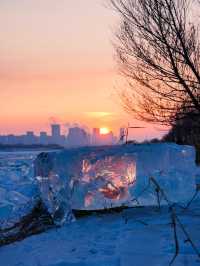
[109,0,200,125]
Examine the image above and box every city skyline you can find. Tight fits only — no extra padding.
[0,124,118,147]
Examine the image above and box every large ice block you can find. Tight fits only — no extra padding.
[34,144,198,219]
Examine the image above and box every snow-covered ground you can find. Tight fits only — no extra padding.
[0,144,200,266]
[1,202,200,266]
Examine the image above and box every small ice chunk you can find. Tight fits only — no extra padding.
[36,172,74,226]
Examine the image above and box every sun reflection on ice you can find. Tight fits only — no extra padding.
[81,156,136,208]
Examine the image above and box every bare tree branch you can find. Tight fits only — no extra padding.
[109,0,200,125]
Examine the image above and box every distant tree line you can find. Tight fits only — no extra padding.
[163,112,200,145]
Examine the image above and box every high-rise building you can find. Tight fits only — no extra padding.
[40,131,48,145]
[92,128,100,145]
[25,131,37,145]
[66,127,90,147]
[51,124,61,144]
[51,124,60,138]
[100,131,115,145]
[92,128,116,146]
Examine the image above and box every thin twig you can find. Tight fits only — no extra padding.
[182,189,199,211]
[169,210,179,266]
[150,176,200,265]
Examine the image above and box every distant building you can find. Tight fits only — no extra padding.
[25,131,37,145]
[92,128,116,146]
[7,134,18,145]
[66,127,90,147]
[51,124,62,145]
[92,128,100,145]
[51,124,60,138]
[100,131,115,145]
[40,132,48,145]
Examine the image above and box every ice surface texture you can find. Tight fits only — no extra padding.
[0,151,39,229]
[34,144,198,225]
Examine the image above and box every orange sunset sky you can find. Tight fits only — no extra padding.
[0,0,166,141]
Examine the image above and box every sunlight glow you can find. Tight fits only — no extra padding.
[100,127,110,135]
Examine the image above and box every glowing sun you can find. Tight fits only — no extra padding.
[100,127,110,135]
